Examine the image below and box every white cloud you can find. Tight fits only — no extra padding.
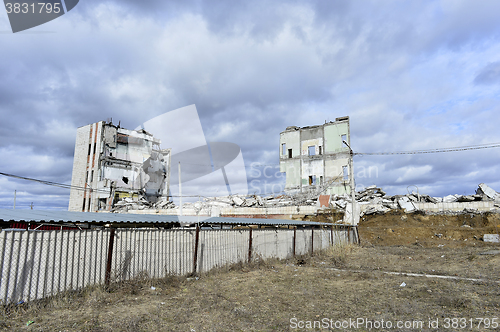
[1,0,500,208]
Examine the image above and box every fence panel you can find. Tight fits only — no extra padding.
[0,230,109,305]
[0,226,351,305]
[197,229,249,273]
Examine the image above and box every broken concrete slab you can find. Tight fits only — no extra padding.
[443,195,458,203]
[232,196,244,206]
[480,250,500,255]
[398,196,416,213]
[363,205,391,215]
[477,183,500,201]
[483,234,500,243]
[457,195,475,202]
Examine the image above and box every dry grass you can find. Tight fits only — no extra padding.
[2,244,499,331]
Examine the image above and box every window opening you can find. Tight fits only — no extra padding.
[308,146,315,156]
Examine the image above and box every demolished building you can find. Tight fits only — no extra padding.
[279,116,352,196]
[68,121,171,212]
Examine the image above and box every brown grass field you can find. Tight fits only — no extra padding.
[2,211,500,331]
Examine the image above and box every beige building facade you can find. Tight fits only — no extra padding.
[279,116,352,195]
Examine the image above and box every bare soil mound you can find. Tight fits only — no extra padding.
[358,210,500,248]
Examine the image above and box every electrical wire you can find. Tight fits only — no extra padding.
[355,142,500,156]
[2,142,499,197]
[0,172,110,194]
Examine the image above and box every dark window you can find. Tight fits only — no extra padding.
[88,144,91,156]
[319,146,322,155]
[93,142,97,154]
[82,198,86,212]
[99,198,107,210]
[288,149,292,158]
[309,175,316,185]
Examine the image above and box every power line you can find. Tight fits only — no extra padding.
[2,142,499,195]
[178,142,500,166]
[355,142,500,156]
[0,172,109,194]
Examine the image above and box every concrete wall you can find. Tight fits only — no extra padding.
[413,201,495,212]
[68,121,106,212]
[128,205,320,217]
[279,118,351,196]
[0,227,344,304]
[359,201,496,213]
[281,159,301,189]
[68,125,91,211]
[324,121,349,153]
[280,130,300,160]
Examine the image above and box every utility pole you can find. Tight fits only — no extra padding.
[178,162,182,216]
[343,141,356,226]
[13,190,16,209]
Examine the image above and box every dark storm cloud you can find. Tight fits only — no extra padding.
[1,0,500,209]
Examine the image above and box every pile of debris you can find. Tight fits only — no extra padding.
[111,197,175,213]
[110,183,500,216]
[181,192,318,211]
[326,183,500,216]
[111,192,318,213]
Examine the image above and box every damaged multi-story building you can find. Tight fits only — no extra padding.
[68,121,171,212]
[279,116,352,196]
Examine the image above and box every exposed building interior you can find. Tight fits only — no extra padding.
[68,121,171,212]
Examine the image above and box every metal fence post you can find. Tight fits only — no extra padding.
[311,228,314,256]
[355,226,360,245]
[105,228,115,288]
[330,225,334,245]
[193,225,200,275]
[248,227,253,263]
[293,227,296,257]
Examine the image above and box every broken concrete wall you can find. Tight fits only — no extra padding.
[477,183,500,201]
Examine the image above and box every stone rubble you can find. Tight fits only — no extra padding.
[110,183,500,215]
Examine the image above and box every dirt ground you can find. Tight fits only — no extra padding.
[357,210,500,248]
[1,211,500,331]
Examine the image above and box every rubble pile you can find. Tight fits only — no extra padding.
[328,183,500,216]
[111,197,175,213]
[181,192,318,211]
[109,183,500,216]
[111,192,318,213]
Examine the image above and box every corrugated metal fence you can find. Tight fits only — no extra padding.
[0,227,352,305]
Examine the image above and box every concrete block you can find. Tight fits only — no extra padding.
[478,183,500,200]
[398,197,416,213]
[484,234,500,243]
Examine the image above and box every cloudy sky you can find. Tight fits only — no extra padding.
[1,0,500,209]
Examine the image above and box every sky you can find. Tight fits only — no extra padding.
[1,0,500,210]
